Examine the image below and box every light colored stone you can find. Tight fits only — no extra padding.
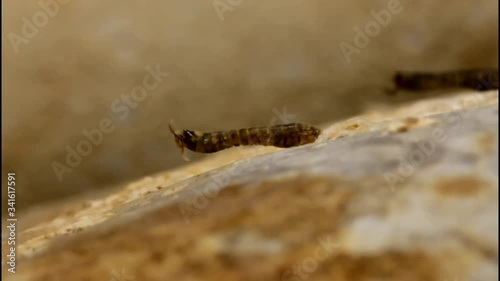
[3,90,498,280]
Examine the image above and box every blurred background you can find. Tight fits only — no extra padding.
[2,0,498,213]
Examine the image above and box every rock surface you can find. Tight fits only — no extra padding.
[3,91,498,281]
[3,0,499,208]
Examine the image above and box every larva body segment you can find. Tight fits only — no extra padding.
[170,123,322,156]
[395,69,498,91]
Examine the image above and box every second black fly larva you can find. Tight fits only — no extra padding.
[394,68,499,92]
[169,122,322,159]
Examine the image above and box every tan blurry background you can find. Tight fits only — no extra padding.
[2,0,498,212]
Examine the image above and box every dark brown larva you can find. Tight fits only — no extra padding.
[394,69,498,92]
[169,122,322,157]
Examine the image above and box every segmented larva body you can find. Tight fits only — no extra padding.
[169,123,322,156]
[394,69,498,91]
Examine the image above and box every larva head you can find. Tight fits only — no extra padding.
[394,72,414,89]
[168,121,199,161]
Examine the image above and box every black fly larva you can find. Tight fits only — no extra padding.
[169,121,322,159]
[394,68,499,92]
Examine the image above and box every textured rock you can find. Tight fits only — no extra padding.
[3,91,498,280]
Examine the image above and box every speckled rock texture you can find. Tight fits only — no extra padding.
[3,0,498,208]
[3,91,498,281]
